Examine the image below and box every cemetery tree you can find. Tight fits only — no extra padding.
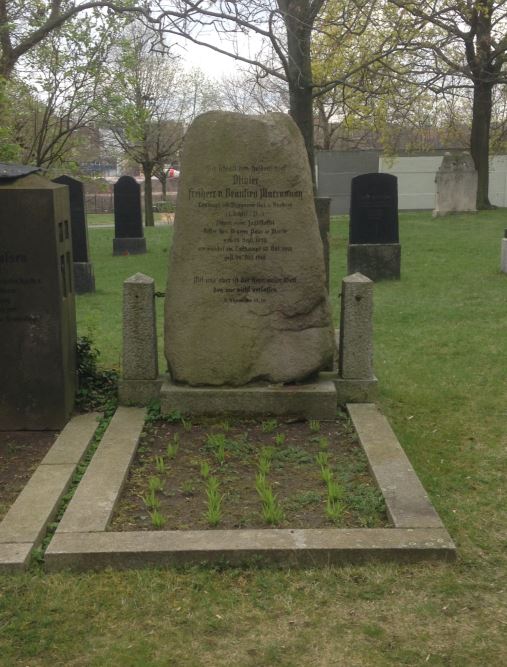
[100,27,190,227]
[388,0,507,209]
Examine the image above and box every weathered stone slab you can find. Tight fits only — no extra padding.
[165,111,334,386]
[339,273,374,380]
[56,407,145,533]
[41,412,99,465]
[347,243,401,281]
[0,463,75,544]
[348,403,444,528]
[45,527,456,572]
[160,376,337,419]
[433,153,477,216]
[122,273,158,380]
[0,173,76,429]
[0,542,32,572]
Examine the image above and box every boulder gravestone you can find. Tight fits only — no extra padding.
[53,175,95,293]
[0,168,76,429]
[433,153,478,216]
[113,176,146,255]
[347,173,401,281]
[162,112,335,416]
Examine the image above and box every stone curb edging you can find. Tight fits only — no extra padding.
[0,412,100,572]
[44,404,456,572]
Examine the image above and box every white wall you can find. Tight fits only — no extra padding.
[379,155,507,209]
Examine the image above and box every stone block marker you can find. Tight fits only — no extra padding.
[0,169,76,429]
[347,173,401,281]
[53,175,95,293]
[433,153,477,216]
[118,273,161,405]
[336,273,377,402]
[0,412,99,572]
[113,176,146,255]
[501,229,507,274]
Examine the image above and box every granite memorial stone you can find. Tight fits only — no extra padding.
[164,111,335,388]
[347,172,401,280]
[0,168,76,429]
[53,175,95,293]
[433,153,478,216]
[113,176,146,255]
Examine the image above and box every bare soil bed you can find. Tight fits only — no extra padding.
[0,431,56,521]
[110,415,388,532]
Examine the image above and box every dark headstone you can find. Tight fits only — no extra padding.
[113,176,146,255]
[314,197,330,291]
[504,229,507,239]
[0,173,76,429]
[349,173,399,244]
[53,175,95,293]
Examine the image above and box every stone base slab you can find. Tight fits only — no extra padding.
[348,243,401,281]
[118,378,163,406]
[73,262,95,294]
[335,377,378,403]
[113,237,147,255]
[160,377,337,420]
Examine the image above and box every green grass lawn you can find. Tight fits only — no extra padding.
[1,210,506,666]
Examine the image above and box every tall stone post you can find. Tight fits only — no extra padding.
[335,272,377,402]
[118,273,161,405]
[501,229,507,274]
[314,197,331,290]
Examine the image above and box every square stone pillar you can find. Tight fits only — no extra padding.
[118,273,162,405]
[501,229,507,274]
[335,272,377,402]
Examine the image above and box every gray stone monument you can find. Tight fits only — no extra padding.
[433,153,478,216]
[161,111,336,418]
[118,273,162,405]
[53,175,95,293]
[0,165,76,429]
[501,229,507,274]
[347,173,401,281]
[113,176,146,255]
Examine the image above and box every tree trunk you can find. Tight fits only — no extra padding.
[281,1,316,186]
[161,176,167,201]
[470,80,494,210]
[143,163,155,227]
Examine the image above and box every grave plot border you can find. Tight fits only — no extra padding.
[44,404,455,572]
[0,413,100,572]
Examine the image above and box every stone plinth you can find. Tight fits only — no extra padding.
[160,376,337,420]
[347,243,401,281]
[113,237,147,256]
[118,273,159,405]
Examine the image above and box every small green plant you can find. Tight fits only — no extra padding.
[258,446,274,475]
[150,509,166,528]
[206,433,227,465]
[181,418,192,432]
[154,455,166,473]
[218,420,231,432]
[166,435,179,459]
[200,460,210,480]
[308,420,321,433]
[318,436,329,450]
[255,472,284,525]
[143,489,160,510]
[273,433,286,446]
[327,479,344,504]
[204,476,223,526]
[148,476,164,493]
[325,498,345,524]
[181,480,196,496]
[321,466,333,485]
[315,451,329,469]
[261,419,278,433]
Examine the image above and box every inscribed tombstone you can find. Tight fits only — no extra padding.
[113,176,146,255]
[164,111,334,386]
[0,172,76,429]
[349,173,399,244]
